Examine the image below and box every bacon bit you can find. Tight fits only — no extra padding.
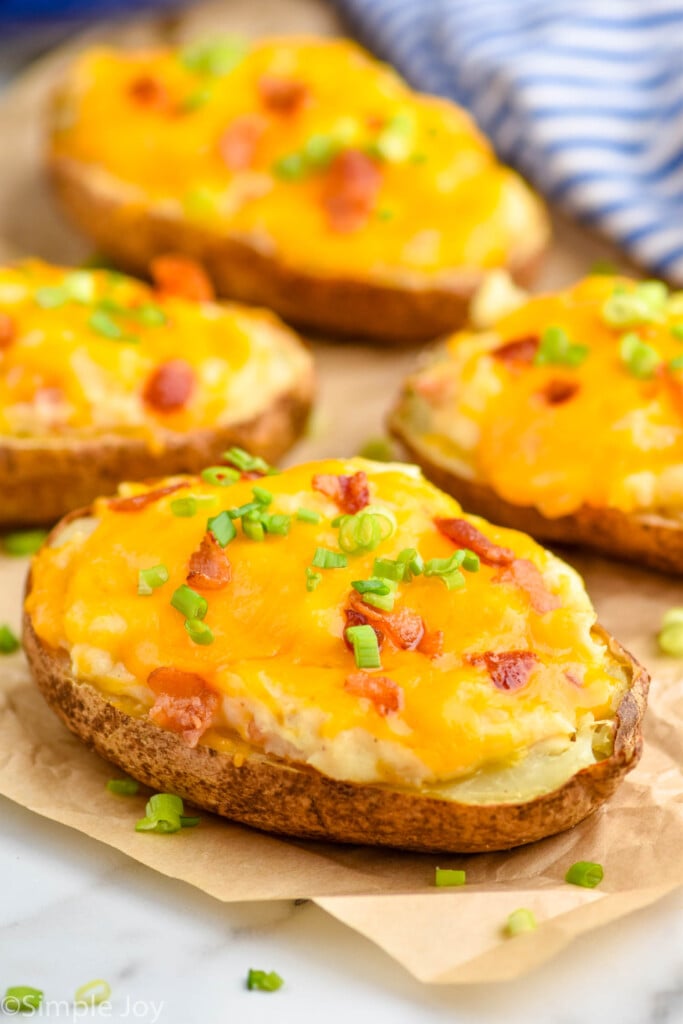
[540,379,580,405]
[0,311,15,349]
[147,666,219,747]
[108,481,188,512]
[150,255,215,302]
[187,532,232,590]
[467,650,538,692]
[128,75,172,112]
[218,113,266,171]
[344,671,404,716]
[312,471,370,514]
[492,335,539,366]
[322,149,382,233]
[344,607,384,650]
[257,74,310,114]
[349,592,424,651]
[435,517,515,567]
[417,628,444,659]
[143,358,195,412]
[495,558,562,614]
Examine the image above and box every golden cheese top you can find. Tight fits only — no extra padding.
[396,275,683,518]
[50,37,546,279]
[0,260,310,440]
[25,458,628,793]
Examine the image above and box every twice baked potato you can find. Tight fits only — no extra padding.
[24,457,648,853]
[0,259,313,526]
[391,274,683,573]
[47,36,549,343]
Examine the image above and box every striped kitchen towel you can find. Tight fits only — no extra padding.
[332,0,683,283]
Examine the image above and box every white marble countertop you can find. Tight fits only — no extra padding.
[2,791,682,1024]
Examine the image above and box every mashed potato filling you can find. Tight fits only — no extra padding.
[26,459,629,794]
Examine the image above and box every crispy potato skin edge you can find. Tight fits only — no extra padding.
[1,375,313,527]
[23,520,649,853]
[47,153,548,345]
[391,415,683,574]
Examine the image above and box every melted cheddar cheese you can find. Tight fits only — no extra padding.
[26,458,628,795]
[0,261,310,440]
[396,275,683,518]
[50,37,546,278]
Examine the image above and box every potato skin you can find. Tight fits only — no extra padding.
[47,154,548,345]
[1,379,313,528]
[23,545,649,853]
[391,422,683,574]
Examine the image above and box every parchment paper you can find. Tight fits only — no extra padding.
[0,0,681,986]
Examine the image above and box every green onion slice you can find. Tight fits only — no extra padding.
[262,513,291,536]
[135,304,168,326]
[181,36,248,77]
[312,547,348,569]
[273,152,308,181]
[171,584,207,620]
[252,486,273,506]
[435,868,466,887]
[0,624,20,654]
[135,793,184,833]
[201,465,241,486]
[246,969,284,992]
[505,908,537,936]
[3,987,44,1012]
[534,325,589,367]
[106,778,139,796]
[242,518,265,542]
[357,437,395,461]
[602,283,667,327]
[207,510,237,547]
[565,860,604,888]
[296,507,321,524]
[185,618,215,645]
[619,332,660,379]
[170,496,198,517]
[64,270,97,303]
[3,529,48,556]
[137,564,169,596]
[35,285,68,308]
[345,624,381,669]
[306,568,322,592]
[222,447,272,473]
[74,979,112,1007]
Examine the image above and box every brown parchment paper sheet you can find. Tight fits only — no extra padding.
[0,0,681,986]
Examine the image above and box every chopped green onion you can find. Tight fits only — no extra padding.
[179,815,200,828]
[181,86,213,112]
[296,507,321,524]
[74,979,112,1007]
[228,500,262,519]
[88,309,124,339]
[352,578,392,596]
[345,624,381,669]
[0,625,20,654]
[306,567,323,592]
[106,778,139,796]
[135,792,184,834]
[201,465,241,486]
[185,618,215,645]
[369,111,416,163]
[262,513,291,536]
[222,446,271,473]
[35,285,68,308]
[373,556,407,582]
[242,517,265,542]
[3,987,44,1012]
[658,608,683,656]
[424,552,469,590]
[4,529,47,556]
[360,579,398,612]
[505,909,537,936]
[246,969,284,992]
[181,36,248,77]
[619,332,660,379]
[602,284,666,327]
[398,547,425,580]
[207,510,237,547]
[337,507,396,554]
[669,355,683,372]
[170,496,198,517]
[135,304,167,326]
[670,323,683,340]
[137,564,169,596]
[252,486,273,506]
[461,550,480,572]
[273,152,308,181]
[64,270,96,303]
[171,584,207,620]
[435,868,466,887]
[534,325,589,367]
[376,207,396,221]
[303,133,339,168]
[565,860,604,888]
[357,437,395,461]
[312,547,348,569]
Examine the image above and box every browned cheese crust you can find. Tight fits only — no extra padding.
[23,553,649,854]
[390,421,683,575]
[2,377,313,527]
[47,154,547,345]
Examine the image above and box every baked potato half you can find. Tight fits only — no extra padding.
[0,259,313,526]
[24,457,648,853]
[391,274,683,573]
[47,36,549,343]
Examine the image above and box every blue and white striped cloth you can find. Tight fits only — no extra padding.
[332,0,683,283]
